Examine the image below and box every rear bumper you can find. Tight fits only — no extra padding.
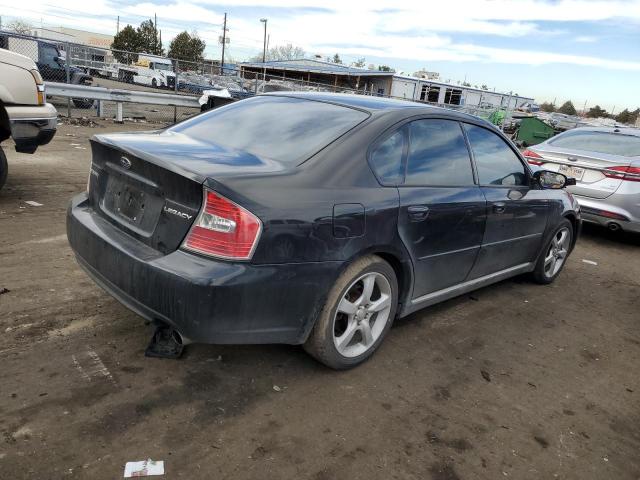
[7,103,57,153]
[67,193,340,344]
[574,194,640,233]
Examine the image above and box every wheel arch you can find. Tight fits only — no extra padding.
[298,246,414,344]
[562,212,579,251]
[0,100,11,143]
[342,245,414,318]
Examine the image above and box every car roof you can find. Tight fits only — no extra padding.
[263,91,492,124]
[561,126,640,137]
[264,91,428,111]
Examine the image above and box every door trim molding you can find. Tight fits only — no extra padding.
[481,232,542,248]
[418,244,481,261]
[404,262,534,315]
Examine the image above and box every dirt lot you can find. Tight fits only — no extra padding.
[1,121,639,480]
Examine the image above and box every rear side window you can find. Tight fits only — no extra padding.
[464,124,527,186]
[369,129,405,184]
[405,119,474,186]
[549,130,640,157]
[171,96,369,164]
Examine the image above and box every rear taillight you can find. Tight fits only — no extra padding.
[182,189,262,260]
[523,149,544,165]
[603,166,640,182]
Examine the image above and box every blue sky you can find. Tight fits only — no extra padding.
[2,0,639,111]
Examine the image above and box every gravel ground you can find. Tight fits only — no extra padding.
[0,121,639,480]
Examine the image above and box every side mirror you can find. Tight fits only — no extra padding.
[532,170,570,189]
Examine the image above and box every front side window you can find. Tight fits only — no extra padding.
[369,129,405,185]
[405,119,474,186]
[41,45,60,69]
[464,124,527,186]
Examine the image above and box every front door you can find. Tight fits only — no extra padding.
[396,119,486,298]
[463,123,550,278]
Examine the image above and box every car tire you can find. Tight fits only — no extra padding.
[304,255,398,370]
[152,78,158,88]
[531,218,573,285]
[0,146,7,190]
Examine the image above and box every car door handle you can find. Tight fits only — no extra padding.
[493,202,506,214]
[407,205,430,222]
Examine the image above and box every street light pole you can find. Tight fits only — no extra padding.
[260,18,268,63]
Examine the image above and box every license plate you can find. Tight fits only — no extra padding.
[108,179,146,223]
[558,164,585,181]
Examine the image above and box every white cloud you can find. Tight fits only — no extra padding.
[2,0,639,71]
[575,35,599,42]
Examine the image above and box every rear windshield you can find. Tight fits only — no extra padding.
[549,130,640,157]
[170,96,369,164]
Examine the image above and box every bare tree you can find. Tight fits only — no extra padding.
[7,19,33,35]
[252,43,305,62]
[352,57,366,68]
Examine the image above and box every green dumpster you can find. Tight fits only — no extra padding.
[516,117,555,146]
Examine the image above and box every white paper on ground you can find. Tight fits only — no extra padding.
[25,201,43,207]
[123,459,165,477]
[582,259,598,265]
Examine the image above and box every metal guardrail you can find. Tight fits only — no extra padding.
[45,82,200,122]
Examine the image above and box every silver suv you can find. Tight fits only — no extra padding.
[525,127,640,234]
[0,48,57,190]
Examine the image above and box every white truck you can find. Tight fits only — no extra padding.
[0,48,57,190]
[115,55,176,89]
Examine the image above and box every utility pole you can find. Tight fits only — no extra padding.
[154,13,158,53]
[220,13,227,74]
[117,16,119,34]
[260,18,268,63]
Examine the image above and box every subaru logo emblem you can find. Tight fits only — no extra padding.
[120,156,132,170]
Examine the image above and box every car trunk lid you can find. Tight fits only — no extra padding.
[529,145,636,199]
[88,131,289,254]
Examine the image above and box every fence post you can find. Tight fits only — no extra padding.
[503,91,513,132]
[65,42,71,118]
[173,59,179,123]
[116,102,123,123]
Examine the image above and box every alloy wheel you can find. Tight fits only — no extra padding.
[332,272,392,358]
[544,227,570,278]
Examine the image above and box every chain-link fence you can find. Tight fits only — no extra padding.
[1,28,522,127]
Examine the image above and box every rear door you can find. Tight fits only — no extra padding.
[528,129,640,199]
[394,119,486,298]
[463,123,550,278]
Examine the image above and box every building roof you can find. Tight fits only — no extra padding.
[239,58,393,77]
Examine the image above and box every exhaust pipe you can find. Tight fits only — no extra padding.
[608,222,621,232]
[145,321,188,358]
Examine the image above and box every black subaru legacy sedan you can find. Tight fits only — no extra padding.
[67,92,580,369]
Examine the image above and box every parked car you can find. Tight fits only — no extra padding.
[67,93,580,369]
[524,126,640,233]
[0,48,57,190]
[0,33,94,108]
